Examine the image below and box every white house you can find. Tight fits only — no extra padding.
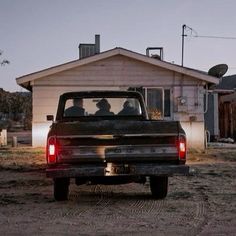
[16,43,218,149]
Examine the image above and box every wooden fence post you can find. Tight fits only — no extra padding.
[12,136,17,147]
[0,129,7,146]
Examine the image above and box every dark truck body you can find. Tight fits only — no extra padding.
[46,91,189,201]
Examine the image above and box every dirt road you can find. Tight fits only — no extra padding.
[0,148,235,235]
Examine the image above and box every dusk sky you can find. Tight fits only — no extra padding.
[1,0,236,92]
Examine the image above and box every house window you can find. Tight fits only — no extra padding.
[146,88,171,119]
[128,87,171,119]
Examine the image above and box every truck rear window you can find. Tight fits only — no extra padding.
[63,97,142,117]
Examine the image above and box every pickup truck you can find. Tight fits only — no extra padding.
[46,91,189,201]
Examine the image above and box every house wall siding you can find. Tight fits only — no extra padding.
[32,55,206,149]
[181,122,205,149]
[35,56,201,87]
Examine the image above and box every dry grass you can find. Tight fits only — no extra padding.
[187,147,236,163]
[0,147,46,171]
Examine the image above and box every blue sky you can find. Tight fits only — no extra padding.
[1,0,236,91]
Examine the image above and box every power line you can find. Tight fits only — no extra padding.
[181,24,236,66]
[193,35,236,40]
[183,25,236,40]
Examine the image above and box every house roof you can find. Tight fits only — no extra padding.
[215,74,236,90]
[16,47,219,90]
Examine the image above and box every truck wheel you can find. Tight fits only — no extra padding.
[54,178,70,201]
[150,176,168,199]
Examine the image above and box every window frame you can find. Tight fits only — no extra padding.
[144,87,172,120]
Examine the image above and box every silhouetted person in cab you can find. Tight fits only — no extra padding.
[64,98,85,117]
[118,100,139,116]
[95,98,114,116]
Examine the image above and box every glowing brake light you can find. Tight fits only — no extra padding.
[49,144,55,156]
[178,136,186,160]
[47,136,57,164]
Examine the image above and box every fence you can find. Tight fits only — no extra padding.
[219,101,236,140]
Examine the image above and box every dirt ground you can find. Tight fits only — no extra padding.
[0,146,235,236]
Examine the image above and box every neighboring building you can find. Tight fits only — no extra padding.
[215,75,236,140]
[205,74,236,141]
[204,91,220,141]
[16,36,218,148]
[219,91,236,140]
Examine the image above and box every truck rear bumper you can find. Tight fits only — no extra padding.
[46,163,189,178]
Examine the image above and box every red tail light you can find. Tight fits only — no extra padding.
[47,136,57,164]
[178,136,186,160]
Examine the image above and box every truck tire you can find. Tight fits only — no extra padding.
[54,178,70,201]
[150,176,168,199]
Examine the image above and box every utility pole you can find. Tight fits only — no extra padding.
[181,24,187,67]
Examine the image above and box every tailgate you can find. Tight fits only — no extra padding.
[52,120,185,164]
[56,134,181,164]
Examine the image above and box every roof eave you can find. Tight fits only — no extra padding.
[16,48,119,87]
[16,47,219,89]
[118,49,219,84]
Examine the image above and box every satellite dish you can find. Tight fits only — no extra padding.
[208,64,228,78]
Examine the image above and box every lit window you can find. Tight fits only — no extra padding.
[146,88,171,119]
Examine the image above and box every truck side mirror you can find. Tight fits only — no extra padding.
[47,115,54,121]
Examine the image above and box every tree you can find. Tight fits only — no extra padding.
[0,50,10,66]
[0,89,32,130]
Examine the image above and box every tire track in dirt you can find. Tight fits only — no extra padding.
[52,185,113,219]
[119,197,165,216]
[98,196,166,224]
[67,184,168,234]
[32,180,208,234]
[11,184,115,231]
[57,185,116,231]
[40,183,167,233]
[0,175,210,236]
[197,163,236,235]
[75,184,113,216]
[187,162,236,236]
[168,176,210,236]
[0,184,113,226]
[1,148,236,235]
[74,162,235,235]
[185,181,210,236]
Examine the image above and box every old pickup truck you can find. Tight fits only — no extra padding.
[46,91,189,201]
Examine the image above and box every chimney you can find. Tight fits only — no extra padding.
[79,34,100,59]
[146,47,164,60]
[95,34,100,54]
